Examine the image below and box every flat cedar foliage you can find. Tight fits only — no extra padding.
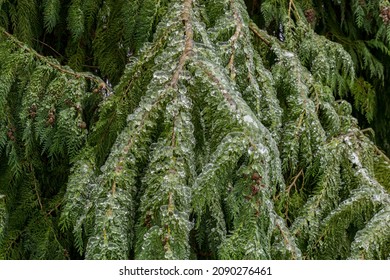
[1,0,390,260]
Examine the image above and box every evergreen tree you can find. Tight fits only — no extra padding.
[0,0,390,260]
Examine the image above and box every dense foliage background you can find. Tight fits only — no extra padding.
[0,0,390,260]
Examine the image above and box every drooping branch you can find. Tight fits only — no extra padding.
[170,0,194,88]
[1,28,108,90]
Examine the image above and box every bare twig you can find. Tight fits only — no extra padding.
[287,169,304,193]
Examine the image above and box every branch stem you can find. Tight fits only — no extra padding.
[1,28,106,87]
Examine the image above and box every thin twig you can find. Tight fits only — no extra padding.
[288,0,301,21]
[1,28,105,86]
[287,169,304,193]
[46,200,63,216]
[374,145,390,164]
[30,164,43,211]
[288,0,293,20]
[33,38,64,58]
[360,128,374,134]
[249,22,271,47]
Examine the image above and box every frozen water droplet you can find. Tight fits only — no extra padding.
[283,51,294,58]
[243,115,259,128]
[153,71,170,84]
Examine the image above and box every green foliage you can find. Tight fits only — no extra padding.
[0,195,5,242]
[258,0,390,153]
[1,0,390,260]
[0,27,104,259]
[43,0,60,33]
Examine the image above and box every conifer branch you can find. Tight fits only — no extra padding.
[227,0,243,80]
[32,38,63,58]
[33,178,43,211]
[1,28,107,88]
[288,0,300,22]
[275,219,300,259]
[170,0,194,88]
[287,169,304,193]
[29,164,43,211]
[248,22,271,47]
[374,145,390,164]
